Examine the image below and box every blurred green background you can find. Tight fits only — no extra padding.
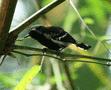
[0,0,111,90]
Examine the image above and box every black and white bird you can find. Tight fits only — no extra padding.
[28,26,91,51]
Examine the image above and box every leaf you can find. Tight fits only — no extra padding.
[14,65,41,90]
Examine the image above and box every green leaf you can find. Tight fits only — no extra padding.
[84,18,94,25]
[14,65,41,90]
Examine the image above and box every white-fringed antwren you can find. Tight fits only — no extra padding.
[28,26,91,51]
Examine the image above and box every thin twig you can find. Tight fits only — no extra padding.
[40,52,46,69]
[66,59,110,66]
[12,50,110,66]
[14,45,58,55]
[0,55,7,65]
[69,0,111,57]
[14,45,111,62]
[63,54,111,62]
[69,0,96,38]
[12,50,62,60]
[50,59,66,90]
[63,63,75,90]
[14,45,43,52]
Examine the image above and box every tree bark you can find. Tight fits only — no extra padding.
[0,0,17,54]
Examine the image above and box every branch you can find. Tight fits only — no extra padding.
[63,63,75,90]
[14,45,111,63]
[9,0,65,35]
[0,0,18,53]
[12,50,110,66]
[69,0,96,38]
[0,55,7,65]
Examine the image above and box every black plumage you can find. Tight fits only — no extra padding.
[29,26,91,51]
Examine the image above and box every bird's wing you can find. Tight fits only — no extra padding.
[46,26,76,43]
[42,26,65,40]
[50,38,69,46]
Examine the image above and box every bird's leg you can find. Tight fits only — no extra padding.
[42,48,48,53]
[55,48,63,58]
[56,48,67,61]
[55,51,61,57]
[40,48,47,70]
[55,51,66,61]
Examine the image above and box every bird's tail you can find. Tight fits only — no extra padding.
[76,43,91,50]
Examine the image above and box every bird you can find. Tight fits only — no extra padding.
[28,26,91,51]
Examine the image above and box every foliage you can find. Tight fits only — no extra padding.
[14,65,41,90]
[0,0,111,90]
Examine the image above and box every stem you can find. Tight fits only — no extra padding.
[0,55,7,65]
[12,50,110,66]
[40,52,46,69]
[67,59,110,66]
[69,0,96,38]
[14,45,111,62]
[63,63,75,90]
[63,54,111,62]
[9,0,65,35]
[50,59,66,90]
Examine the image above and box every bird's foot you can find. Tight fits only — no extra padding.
[42,48,48,54]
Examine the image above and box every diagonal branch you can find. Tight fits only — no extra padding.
[9,0,65,36]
